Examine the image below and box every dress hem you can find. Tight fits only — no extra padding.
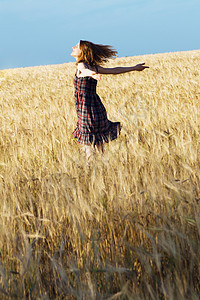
[72,122,121,146]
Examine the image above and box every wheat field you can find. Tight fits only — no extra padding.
[0,50,200,299]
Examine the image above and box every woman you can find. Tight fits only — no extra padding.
[71,40,149,161]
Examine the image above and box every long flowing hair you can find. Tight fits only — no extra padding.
[77,40,118,66]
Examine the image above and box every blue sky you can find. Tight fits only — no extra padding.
[0,0,199,70]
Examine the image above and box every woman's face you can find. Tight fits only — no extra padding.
[71,42,81,59]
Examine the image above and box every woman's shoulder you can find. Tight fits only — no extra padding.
[77,62,97,72]
[77,62,88,70]
[77,62,86,68]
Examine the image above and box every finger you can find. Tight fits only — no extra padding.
[141,63,149,68]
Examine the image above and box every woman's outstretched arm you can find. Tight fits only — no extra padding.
[97,63,149,74]
[77,62,149,80]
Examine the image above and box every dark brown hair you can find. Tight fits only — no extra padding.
[77,40,118,66]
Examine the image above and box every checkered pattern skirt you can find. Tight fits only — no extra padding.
[72,74,121,145]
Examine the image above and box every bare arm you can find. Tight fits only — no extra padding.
[97,63,149,75]
[76,62,149,79]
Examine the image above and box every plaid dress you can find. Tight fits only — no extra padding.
[72,72,121,145]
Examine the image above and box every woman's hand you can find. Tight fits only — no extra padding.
[91,72,101,80]
[134,63,149,71]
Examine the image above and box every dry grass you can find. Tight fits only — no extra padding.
[0,50,200,299]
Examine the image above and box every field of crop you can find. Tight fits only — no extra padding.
[0,50,200,299]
